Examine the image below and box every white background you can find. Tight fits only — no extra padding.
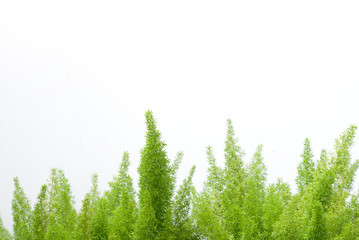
[1,0,359,231]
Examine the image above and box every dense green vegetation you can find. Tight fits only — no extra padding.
[2,111,359,239]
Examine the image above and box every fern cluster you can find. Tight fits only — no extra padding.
[3,111,359,239]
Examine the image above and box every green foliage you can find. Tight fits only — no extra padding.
[134,190,157,240]
[222,119,245,239]
[46,169,77,240]
[306,199,327,240]
[206,146,224,194]
[76,194,92,240]
[296,138,315,195]
[264,179,292,239]
[170,152,184,187]
[76,174,100,240]
[192,191,230,240]
[326,125,359,239]
[89,173,100,205]
[0,214,12,240]
[136,111,175,238]
[192,146,229,239]
[333,193,359,240]
[31,184,48,240]
[272,194,305,240]
[108,152,137,240]
[241,145,267,239]
[172,166,197,240]
[106,151,130,213]
[91,197,109,240]
[312,149,335,208]
[12,177,32,240]
[4,113,359,240]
